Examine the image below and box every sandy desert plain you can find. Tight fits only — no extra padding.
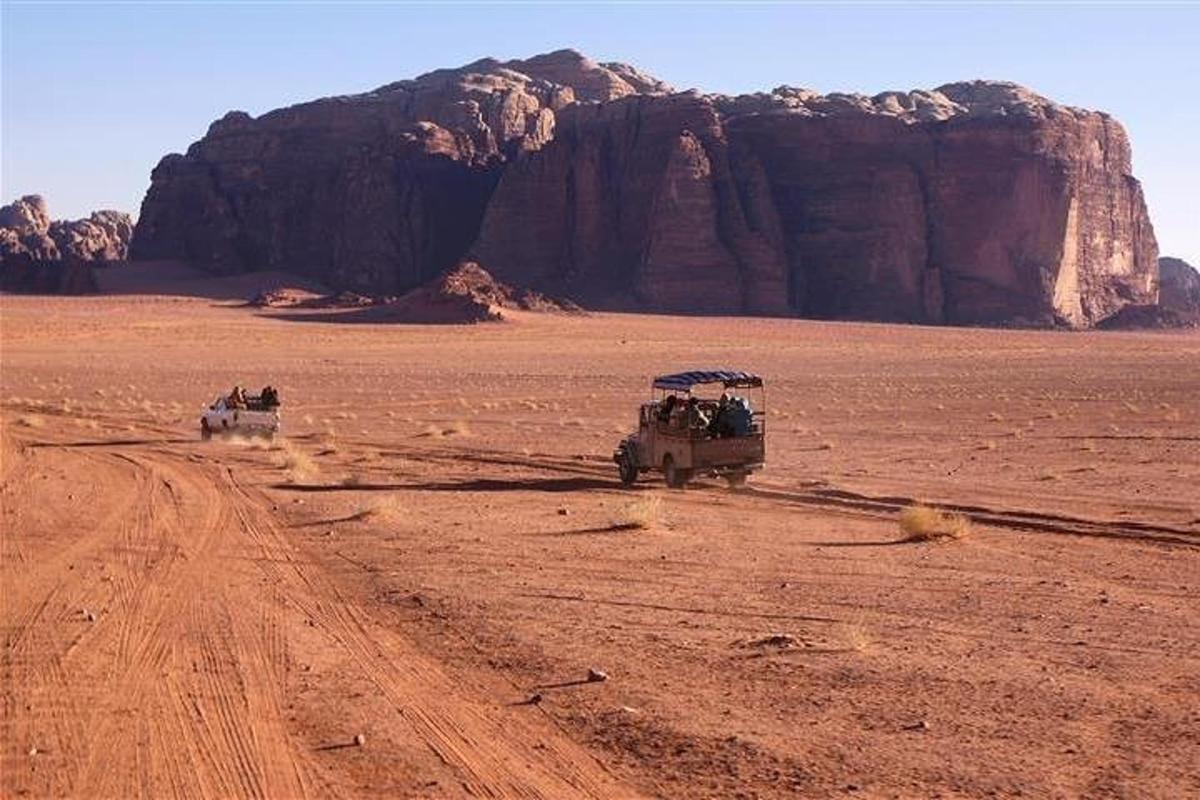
[1,277,1198,800]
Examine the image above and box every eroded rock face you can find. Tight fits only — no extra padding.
[131,49,672,294]
[131,52,1158,326]
[1,195,133,293]
[478,80,1158,325]
[1158,257,1200,314]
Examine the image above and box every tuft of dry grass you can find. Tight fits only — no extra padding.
[976,440,997,451]
[355,494,404,522]
[839,614,872,652]
[17,414,45,428]
[444,419,471,437]
[899,504,971,542]
[613,494,663,530]
[273,441,319,483]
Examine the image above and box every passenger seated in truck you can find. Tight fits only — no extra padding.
[709,393,733,438]
[686,396,711,433]
[727,395,754,436]
[657,394,676,423]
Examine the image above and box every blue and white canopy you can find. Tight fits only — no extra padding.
[652,370,763,392]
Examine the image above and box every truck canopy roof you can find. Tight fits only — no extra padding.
[652,370,763,392]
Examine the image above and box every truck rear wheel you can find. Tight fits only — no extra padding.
[725,470,748,488]
[663,455,690,489]
[616,442,638,487]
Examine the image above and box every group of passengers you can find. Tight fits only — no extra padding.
[656,392,755,438]
[225,385,280,410]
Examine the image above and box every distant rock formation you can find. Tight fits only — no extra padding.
[1,195,133,293]
[337,261,578,324]
[132,50,670,296]
[131,50,1159,327]
[1158,257,1200,315]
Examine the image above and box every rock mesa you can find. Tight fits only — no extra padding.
[131,50,1159,327]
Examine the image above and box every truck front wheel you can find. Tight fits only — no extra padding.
[200,420,212,441]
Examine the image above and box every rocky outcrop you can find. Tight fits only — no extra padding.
[1,195,133,293]
[377,260,576,322]
[131,50,671,295]
[1158,257,1200,314]
[477,81,1158,325]
[131,51,1159,327]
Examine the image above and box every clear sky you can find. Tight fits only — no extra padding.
[2,1,1197,263]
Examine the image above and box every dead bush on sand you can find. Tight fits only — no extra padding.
[17,414,45,428]
[273,441,319,483]
[613,494,663,530]
[355,494,404,523]
[839,614,872,652]
[444,420,471,437]
[899,505,970,542]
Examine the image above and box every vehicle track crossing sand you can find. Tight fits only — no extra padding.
[1,421,636,798]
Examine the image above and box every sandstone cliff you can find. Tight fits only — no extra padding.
[132,50,670,295]
[131,50,1159,327]
[1,195,133,293]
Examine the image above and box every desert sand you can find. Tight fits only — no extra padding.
[2,286,1198,798]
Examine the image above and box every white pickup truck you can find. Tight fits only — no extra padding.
[200,391,280,440]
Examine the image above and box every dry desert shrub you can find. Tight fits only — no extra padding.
[341,473,364,487]
[614,494,663,530]
[976,440,997,451]
[899,505,971,542]
[17,414,45,428]
[443,420,470,437]
[274,441,319,483]
[839,614,872,652]
[356,493,404,522]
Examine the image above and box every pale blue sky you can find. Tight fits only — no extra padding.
[2,2,1197,263]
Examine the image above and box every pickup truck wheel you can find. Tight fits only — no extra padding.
[663,455,690,489]
[200,420,212,441]
[725,470,748,488]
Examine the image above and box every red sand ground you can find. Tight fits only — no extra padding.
[2,289,1198,798]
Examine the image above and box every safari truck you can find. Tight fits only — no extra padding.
[200,386,281,440]
[614,370,765,488]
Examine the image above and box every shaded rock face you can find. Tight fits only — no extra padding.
[478,80,1158,325]
[1,195,133,293]
[132,52,1158,327]
[1158,257,1200,314]
[132,49,672,295]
